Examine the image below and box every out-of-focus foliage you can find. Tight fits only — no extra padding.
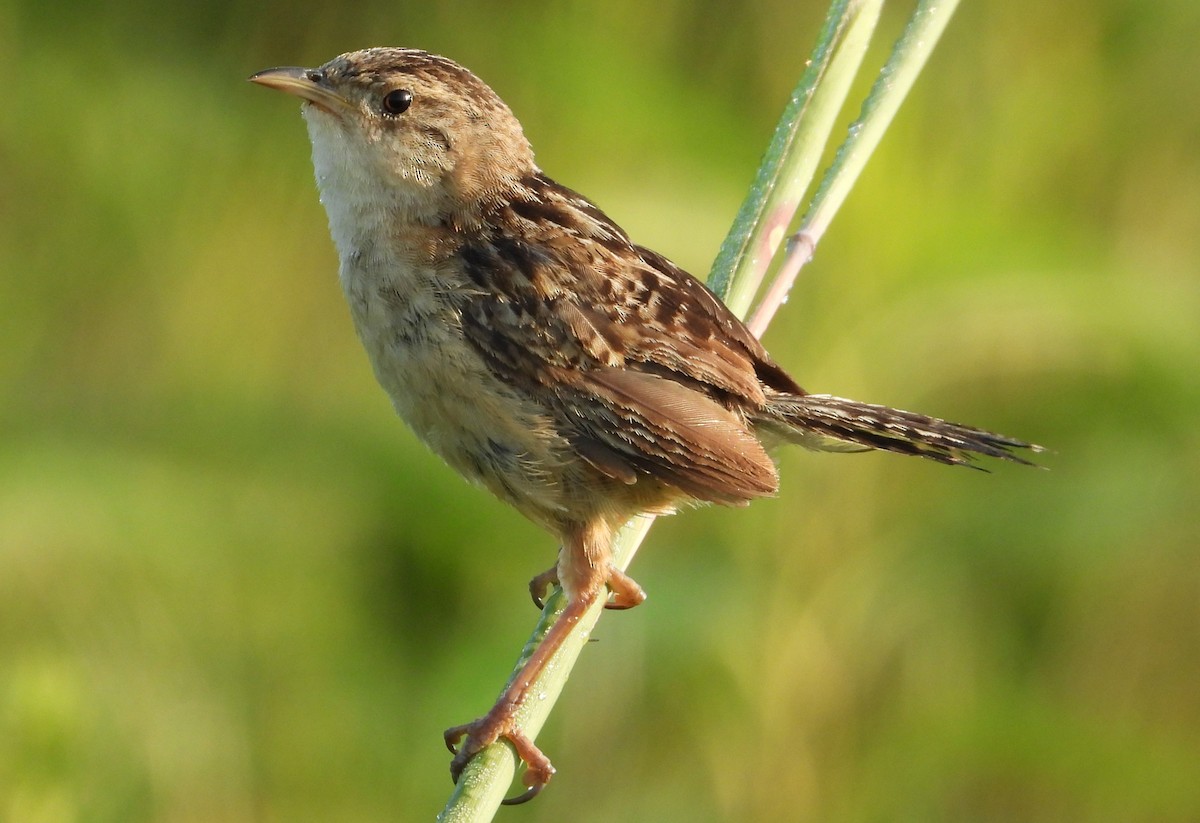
[2,1,1198,821]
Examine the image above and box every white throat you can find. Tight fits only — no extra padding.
[303,107,441,264]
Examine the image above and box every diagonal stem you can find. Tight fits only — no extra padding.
[436,1,960,819]
[708,0,882,316]
[748,0,963,335]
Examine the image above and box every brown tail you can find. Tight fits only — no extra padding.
[761,393,1042,468]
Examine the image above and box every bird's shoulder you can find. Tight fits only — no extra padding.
[456,172,801,403]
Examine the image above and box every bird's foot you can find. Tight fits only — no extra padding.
[445,707,556,805]
[528,564,646,611]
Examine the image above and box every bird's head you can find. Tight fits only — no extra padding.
[251,48,536,223]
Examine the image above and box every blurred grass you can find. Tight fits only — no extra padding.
[2,1,1198,821]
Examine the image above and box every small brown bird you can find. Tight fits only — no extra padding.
[251,48,1038,803]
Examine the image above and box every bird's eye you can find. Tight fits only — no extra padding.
[382,89,414,116]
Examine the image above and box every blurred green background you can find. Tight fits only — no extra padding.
[3,1,1198,821]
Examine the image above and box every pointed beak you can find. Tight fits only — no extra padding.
[249,66,354,117]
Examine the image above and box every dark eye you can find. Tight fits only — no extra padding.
[382,89,413,115]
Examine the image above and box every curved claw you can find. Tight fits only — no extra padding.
[501,781,546,806]
[528,566,560,610]
[444,723,470,756]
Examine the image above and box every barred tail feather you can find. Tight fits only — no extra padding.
[762,393,1042,468]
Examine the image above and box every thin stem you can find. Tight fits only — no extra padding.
[436,1,959,819]
[708,0,883,313]
[748,0,962,334]
[437,518,654,821]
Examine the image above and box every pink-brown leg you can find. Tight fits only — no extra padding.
[447,523,612,802]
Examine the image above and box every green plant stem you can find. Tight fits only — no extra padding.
[748,0,962,335]
[707,0,882,312]
[436,1,959,819]
[436,517,654,821]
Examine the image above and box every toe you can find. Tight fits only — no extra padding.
[605,566,647,610]
[501,729,556,804]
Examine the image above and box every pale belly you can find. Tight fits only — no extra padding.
[340,254,572,526]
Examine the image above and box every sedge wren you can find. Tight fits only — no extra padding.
[251,48,1038,803]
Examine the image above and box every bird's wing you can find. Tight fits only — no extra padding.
[457,174,787,504]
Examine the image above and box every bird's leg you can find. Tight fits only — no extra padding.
[446,521,626,803]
